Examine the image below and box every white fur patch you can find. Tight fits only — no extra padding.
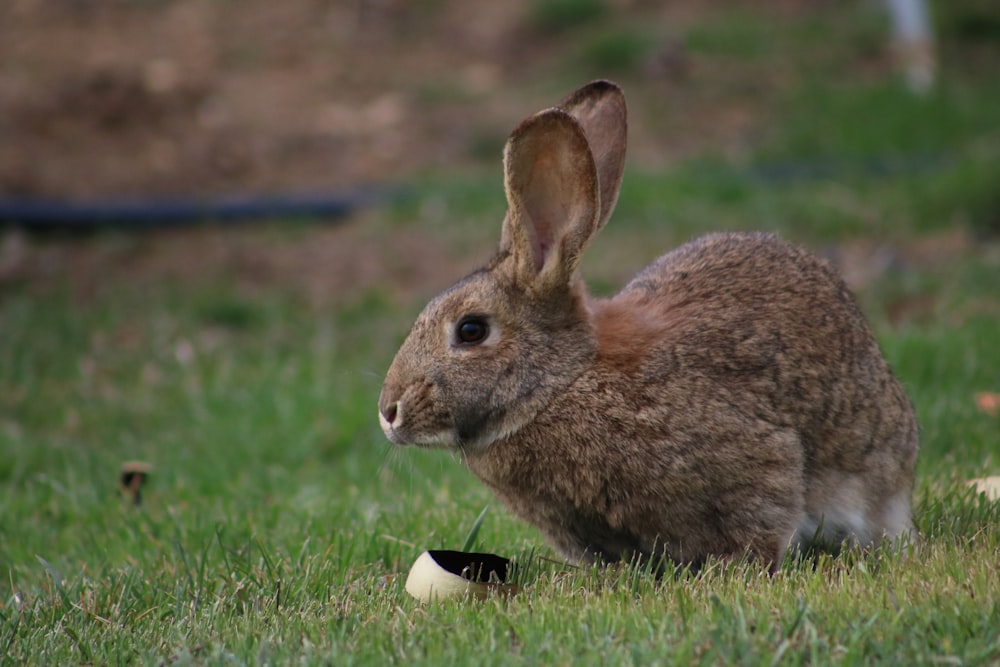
[793,475,915,551]
[880,490,916,543]
[794,474,871,548]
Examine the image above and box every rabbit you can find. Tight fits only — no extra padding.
[378,80,918,572]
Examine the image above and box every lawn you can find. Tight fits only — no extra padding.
[3,2,1000,665]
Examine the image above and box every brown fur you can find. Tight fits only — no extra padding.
[378,81,918,570]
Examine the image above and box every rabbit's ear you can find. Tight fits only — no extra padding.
[501,108,600,290]
[559,80,627,233]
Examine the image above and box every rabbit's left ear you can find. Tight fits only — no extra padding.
[559,80,627,233]
[500,108,600,291]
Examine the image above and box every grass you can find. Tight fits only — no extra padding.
[528,0,610,34]
[4,3,1000,665]
[579,29,657,73]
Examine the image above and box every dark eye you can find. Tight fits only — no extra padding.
[456,317,489,345]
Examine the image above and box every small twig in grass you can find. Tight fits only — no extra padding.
[71,602,114,627]
[379,534,417,549]
[534,554,580,570]
[129,605,159,625]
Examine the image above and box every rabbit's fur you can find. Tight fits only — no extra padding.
[379,81,918,570]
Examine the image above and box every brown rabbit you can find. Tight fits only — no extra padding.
[378,81,918,571]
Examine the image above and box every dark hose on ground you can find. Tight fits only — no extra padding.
[0,188,397,232]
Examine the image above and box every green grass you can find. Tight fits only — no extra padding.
[528,0,610,34]
[579,29,657,73]
[4,3,1000,664]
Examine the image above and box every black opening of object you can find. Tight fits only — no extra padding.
[426,550,511,584]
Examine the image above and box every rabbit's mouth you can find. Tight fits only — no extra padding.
[378,402,511,453]
[378,401,456,450]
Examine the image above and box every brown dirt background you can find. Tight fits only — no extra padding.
[0,0,949,304]
[0,0,842,198]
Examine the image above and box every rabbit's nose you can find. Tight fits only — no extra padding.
[382,401,398,425]
[378,387,401,427]
[378,400,402,440]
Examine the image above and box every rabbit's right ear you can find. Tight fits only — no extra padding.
[559,80,627,233]
[500,108,600,292]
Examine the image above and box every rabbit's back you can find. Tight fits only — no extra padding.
[620,232,911,451]
[614,231,918,547]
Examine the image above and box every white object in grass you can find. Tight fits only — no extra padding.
[404,550,517,603]
[968,476,1000,502]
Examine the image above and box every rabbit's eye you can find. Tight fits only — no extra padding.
[456,317,489,345]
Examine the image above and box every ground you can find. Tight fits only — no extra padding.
[3,0,653,198]
[0,0,925,301]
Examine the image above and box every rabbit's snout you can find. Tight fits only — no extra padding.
[378,374,458,448]
[377,388,403,442]
[382,401,398,426]
[379,394,399,426]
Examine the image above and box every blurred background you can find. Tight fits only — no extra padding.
[1,0,988,196]
[1,0,998,295]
